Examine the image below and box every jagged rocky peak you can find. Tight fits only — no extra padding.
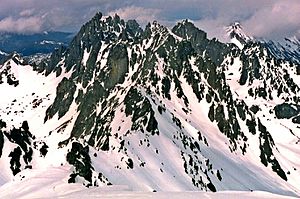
[35,12,144,76]
[172,19,230,66]
[226,22,252,41]
[172,19,207,44]
[226,22,252,49]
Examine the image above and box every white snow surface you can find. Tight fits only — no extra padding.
[0,167,296,199]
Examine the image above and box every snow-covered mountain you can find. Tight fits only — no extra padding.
[226,22,253,49]
[0,13,300,198]
[225,22,300,73]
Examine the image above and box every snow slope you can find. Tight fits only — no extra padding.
[0,167,296,199]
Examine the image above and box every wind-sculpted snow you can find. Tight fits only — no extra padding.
[0,12,299,198]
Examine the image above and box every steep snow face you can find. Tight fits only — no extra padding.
[222,41,300,192]
[0,55,72,131]
[0,13,300,198]
[0,54,74,186]
[226,22,253,49]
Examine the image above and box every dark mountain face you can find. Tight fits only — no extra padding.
[0,12,300,196]
[0,31,73,56]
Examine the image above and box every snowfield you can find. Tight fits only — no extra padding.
[0,166,296,199]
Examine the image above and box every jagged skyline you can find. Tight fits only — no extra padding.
[0,0,299,41]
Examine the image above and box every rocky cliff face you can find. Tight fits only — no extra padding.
[0,12,300,196]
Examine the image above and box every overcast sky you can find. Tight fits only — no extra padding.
[0,0,299,41]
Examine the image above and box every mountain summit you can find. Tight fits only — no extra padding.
[0,12,300,198]
[226,22,253,49]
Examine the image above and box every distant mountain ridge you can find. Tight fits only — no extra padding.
[0,31,73,57]
[225,22,300,73]
[263,37,300,70]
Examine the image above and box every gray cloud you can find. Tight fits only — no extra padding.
[0,16,44,33]
[108,6,161,27]
[0,0,128,33]
[0,0,299,41]
[243,0,300,40]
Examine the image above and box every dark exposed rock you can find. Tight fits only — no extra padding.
[9,147,22,175]
[0,131,3,158]
[0,120,6,157]
[126,158,134,169]
[0,120,37,175]
[105,44,129,89]
[292,115,300,124]
[207,182,216,192]
[7,74,19,87]
[239,56,249,85]
[44,77,76,121]
[40,143,49,157]
[216,170,222,181]
[126,19,143,40]
[250,105,260,114]
[124,88,159,136]
[274,103,300,119]
[35,46,67,75]
[172,20,207,53]
[66,142,94,184]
